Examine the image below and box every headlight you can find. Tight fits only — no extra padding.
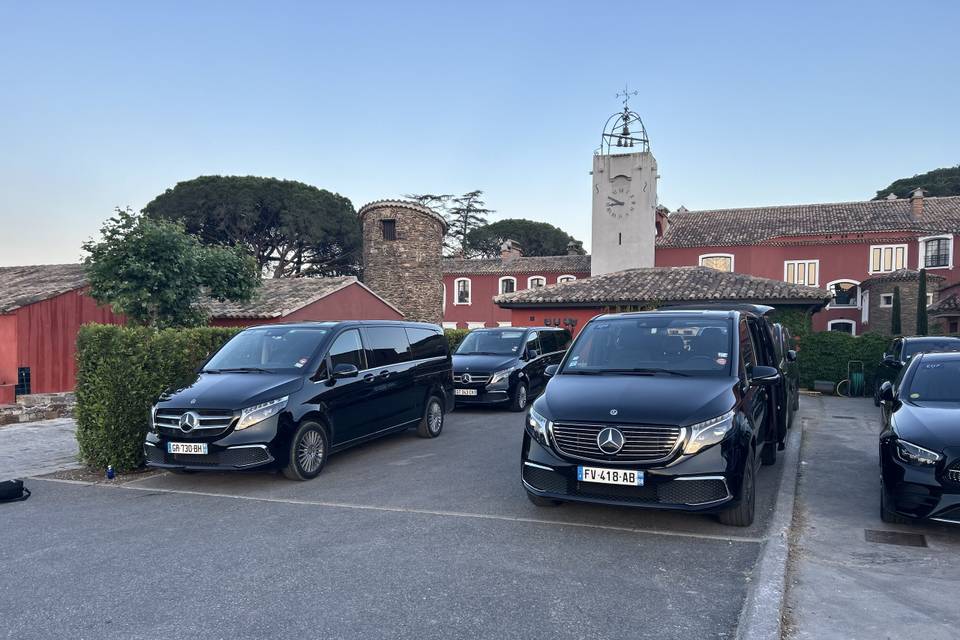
[489,367,516,386]
[526,406,552,446]
[684,410,736,455]
[236,396,289,431]
[895,439,942,466]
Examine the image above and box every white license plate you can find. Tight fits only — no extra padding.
[578,466,644,486]
[167,442,208,455]
[454,388,477,396]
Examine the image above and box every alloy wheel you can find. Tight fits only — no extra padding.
[297,429,325,474]
[428,401,443,435]
[517,386,527,409]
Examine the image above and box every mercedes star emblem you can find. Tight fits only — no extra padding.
[462,373,472,384]
[609,409,618,416]
[179,411,200,433]
[597,427,625,455]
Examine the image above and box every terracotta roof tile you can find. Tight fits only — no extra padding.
[657,195,960,248]
[204,276,396,318]
[928,293,960,316]
[494,266,830,307]
[0,263,88,313]
[443,255,591,275]
[860,268,946,288]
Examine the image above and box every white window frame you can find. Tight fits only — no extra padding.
[466,321,485,330]
[527,275,547,289]
[453,277,471,305]
[698,253,735,272]
[825,279,861,309]
[827,319,857,336]
[918,234,953,270]
[783,259,820,286]
[498,276,517,295]
[879,293,894,308]
[557,274,577,284]
[927,292,935,307]
[869,244,908,274]
[497,321,513,327]
[441,322,458,330]
[861,290,870,324]
[442,283,446,313]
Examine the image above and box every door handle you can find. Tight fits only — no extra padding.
[378,370,391,379]
[363,373,375,383]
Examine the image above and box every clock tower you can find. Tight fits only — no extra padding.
[591,90,658,276]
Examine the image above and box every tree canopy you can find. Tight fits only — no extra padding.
[874,165,960,200]
[83,208,260,328]
[466,218,584,258]
[144,176,361,277]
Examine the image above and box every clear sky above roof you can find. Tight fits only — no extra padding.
[1,0,957,265]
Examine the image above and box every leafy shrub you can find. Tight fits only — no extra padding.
[797,331,889,393]
[444,328,470,353]
[75,324,240,470]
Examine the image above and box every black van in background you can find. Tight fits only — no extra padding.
[452,327,572,411]
[145,321,453,480]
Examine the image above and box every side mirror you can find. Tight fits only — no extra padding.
[879,381,895,403]
[883,355,902,368]
[526,349,539,360]
[332,363,359,379]
[544,364,559,378]
[750,365,781,386]
[786,349,797,363]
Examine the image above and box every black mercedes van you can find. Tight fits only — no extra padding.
[452,327,571,411]
[521,309,780,526]
[144,321,453,480]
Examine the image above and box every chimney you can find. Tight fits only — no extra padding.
[566,240,584,255]
[910,188,925,219]
[885,192,898,200]
[655,205,670,238]
[500,239,522,262]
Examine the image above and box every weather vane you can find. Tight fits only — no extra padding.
[616,83,639,109]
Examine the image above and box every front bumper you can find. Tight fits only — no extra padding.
[144,413,281,471]
[882,453,960,523]
[521,431,744,513]
[453,387,512,405]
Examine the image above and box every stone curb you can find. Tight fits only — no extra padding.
[736,417,804,640]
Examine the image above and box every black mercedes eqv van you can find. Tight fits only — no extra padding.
[145,321,454,480]
[521,309,780,526]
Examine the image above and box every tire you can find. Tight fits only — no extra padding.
[509,382,529,413]
[282,421,328,481]
[787,402,796,430]
[169,469,197,474]
[874,387,881,407]
[526,491,562,507]
[719,455,756,527]
[416,395,444,438]
[761,440,777,466]
[880,481,912,525]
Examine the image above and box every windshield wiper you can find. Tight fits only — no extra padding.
[560,369,603,375]
[603,368,691,377]
[217,367,273,374]
[458,351,503,356]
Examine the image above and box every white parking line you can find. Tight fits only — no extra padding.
[31,476,766,544]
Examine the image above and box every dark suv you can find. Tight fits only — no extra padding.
[521,309,781,526]
[452,327,571,411]
[874,336,960,406]
[145,321,453,480]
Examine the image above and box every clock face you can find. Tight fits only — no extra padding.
[605,176,636,218]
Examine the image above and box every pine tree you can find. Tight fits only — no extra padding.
[446,190,494,258]
[891,286,902,335]
[916,269,929,335]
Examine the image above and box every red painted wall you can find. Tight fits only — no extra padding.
[443,271,590,329]
[509,307,603,337]
[13,288,123,393]
[655,232,960,333]
[209,283,403,328]
[0,315,18,388]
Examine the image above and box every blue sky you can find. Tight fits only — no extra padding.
[1,1,958,265]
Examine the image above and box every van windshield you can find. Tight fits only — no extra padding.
[561,316,733,377]
[204,327,329,373]
[455,330,525,356]
[903,339,960,360]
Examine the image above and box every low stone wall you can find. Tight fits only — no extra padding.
[0,392,76,425]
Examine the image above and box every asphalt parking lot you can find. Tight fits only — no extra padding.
[1,407,791,640]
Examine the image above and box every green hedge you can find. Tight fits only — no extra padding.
[444,328,469,352]
[75,324,240,471]
[797,331,888,393]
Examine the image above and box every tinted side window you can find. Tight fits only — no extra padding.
[892,340,903,361]
[365,326,412,368]
[539,331,558,354]
[739,320,757,374]
[525,332,541,356]
[406,328,447,360]
[558,330,572,351]
[329,330,365,371]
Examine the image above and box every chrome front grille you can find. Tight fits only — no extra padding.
[155,409,236,436]
[453,374,491,384]
[551,422,684,462]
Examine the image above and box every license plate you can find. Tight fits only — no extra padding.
[454,388,477,396]
[167,442,208,455]
[578,466,644,486]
